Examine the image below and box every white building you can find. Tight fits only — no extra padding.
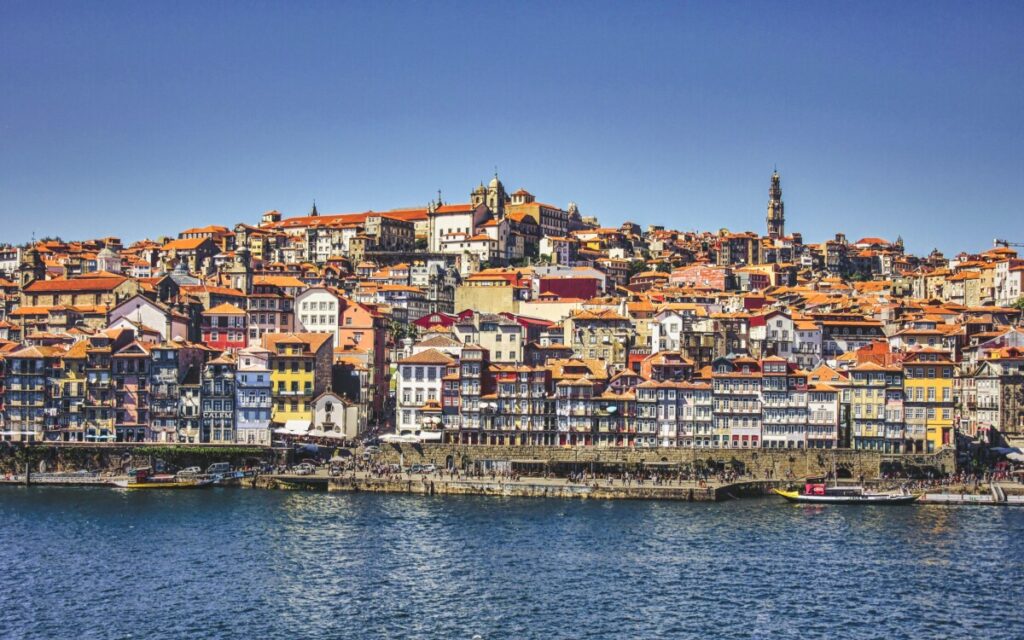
[649,308,705,353]
[441,234,501,275]
[677,382,715,448]
[295,286,342,343]
[108,294,189,343]
[312,391,365,440]
[807,384,840,448]
[427,203,490,252]
[793,319,823,370]
[235,345,272,445]
[752,310,794,360]
[395,348,454,434]
[0,246,22,277]
[760,357,809,449]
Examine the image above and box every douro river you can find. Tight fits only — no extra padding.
[1,487,1021,639]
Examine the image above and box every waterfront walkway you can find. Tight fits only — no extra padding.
[258,469,784,501]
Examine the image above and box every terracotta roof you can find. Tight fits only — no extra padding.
[162,237,212,251]
[24,276,128,293]
[203,302,247,316]
[399,348,456,365]
[261,332,332,353]
[415,335,463,348]
[253,275,306,288]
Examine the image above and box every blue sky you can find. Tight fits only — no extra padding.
[1,1,1022,255]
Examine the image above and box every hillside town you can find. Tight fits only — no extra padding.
[1,171,1022,455]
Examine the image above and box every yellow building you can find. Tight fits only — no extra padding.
[57,340,89,441]
[902,349,955,453]
[262,332,334,425]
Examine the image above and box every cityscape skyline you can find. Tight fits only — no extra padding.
[4,4,1024,639]
[0,167,1015,257]
[2,1,1023,254]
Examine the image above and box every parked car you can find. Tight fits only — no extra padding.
[206,462,232,475]
[422,464,437,474]
[292,463,316,476]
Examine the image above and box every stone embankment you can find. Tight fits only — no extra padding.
[326,475,724,500]
[0,443,273,475]
[253,472,792,502]
[372,443,956,479]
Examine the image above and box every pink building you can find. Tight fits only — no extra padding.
[670,264,731,291]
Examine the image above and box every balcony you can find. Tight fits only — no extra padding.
[7,399,45,408]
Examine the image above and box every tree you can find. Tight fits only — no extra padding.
[1012,296,1024,312]
[388,318,418,345]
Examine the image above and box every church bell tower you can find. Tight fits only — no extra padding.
[766,170,785,239]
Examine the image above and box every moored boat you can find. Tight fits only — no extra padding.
[111,468,218,489]
[774,482,919,505]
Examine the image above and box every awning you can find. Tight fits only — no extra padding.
[308,429,348,440]
[274,420,311,435]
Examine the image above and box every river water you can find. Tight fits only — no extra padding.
[1,487,1022,639]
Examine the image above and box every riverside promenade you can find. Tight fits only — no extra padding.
[0,442,963,502]
[257,469,783,502]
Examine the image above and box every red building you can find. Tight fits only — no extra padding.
[413,311,460,330]
[201,303,247,351]
[539,275,601,300]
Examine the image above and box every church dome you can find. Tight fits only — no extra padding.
[489,174,502,189]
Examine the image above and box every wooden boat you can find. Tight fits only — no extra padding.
[111,469,218,489]
[774,451,919,505]
[111,475,217,489]
[773,484,920,505]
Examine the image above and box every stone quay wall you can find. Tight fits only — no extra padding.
[0,443,273,475]
[374,443,957,479]
[327,476,721,501]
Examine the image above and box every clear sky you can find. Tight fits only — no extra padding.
[2,1,1022,255]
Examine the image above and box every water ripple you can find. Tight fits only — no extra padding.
[0,488,1022,639]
